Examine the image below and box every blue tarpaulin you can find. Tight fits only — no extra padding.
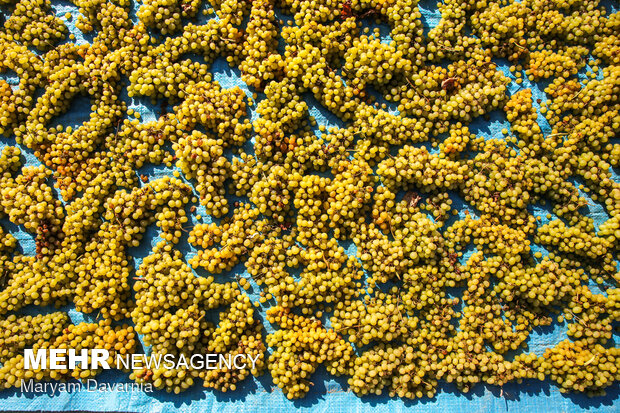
[0,0,618,411]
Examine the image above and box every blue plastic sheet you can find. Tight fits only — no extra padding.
[0,0,619,411]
